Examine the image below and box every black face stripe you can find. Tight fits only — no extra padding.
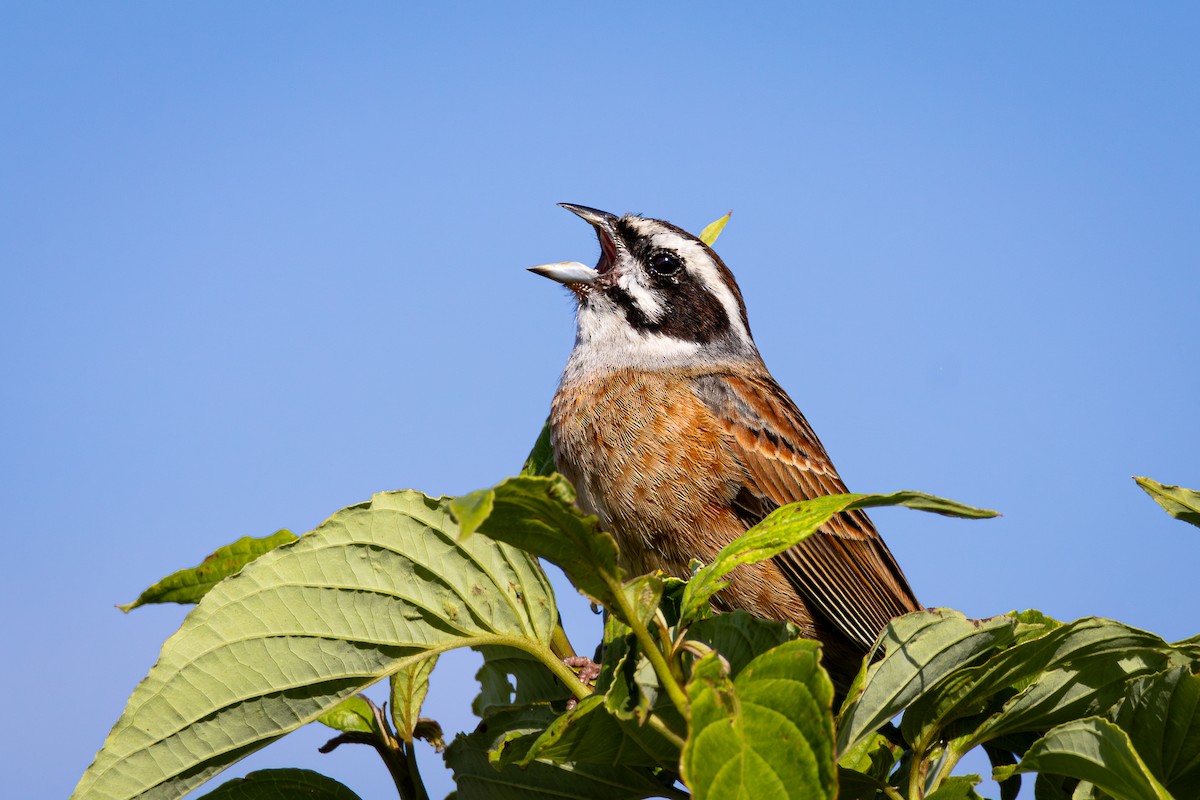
[607,268,731,344]
[607,285,655,329]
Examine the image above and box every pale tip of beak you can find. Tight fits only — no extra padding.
[527,261,599,285]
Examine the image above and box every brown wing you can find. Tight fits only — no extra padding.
[692,371,920,651]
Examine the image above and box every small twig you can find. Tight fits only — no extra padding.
[317,696,432,800]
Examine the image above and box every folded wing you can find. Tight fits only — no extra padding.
[692,371,920,651]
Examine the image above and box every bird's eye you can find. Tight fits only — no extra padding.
[648,251,682,277]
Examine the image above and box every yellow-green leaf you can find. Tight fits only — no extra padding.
[390,653,438,743]
[698,211,732,246]
[118,530,297,612]
[1135,476,1200,528]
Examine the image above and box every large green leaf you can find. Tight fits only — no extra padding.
[681,492,997,623]
[685,612,802,679]
[118,530,297,612]
[682,640,836,800]
[72,490,558,800]
[1009,717,1173,800]
[965,620,1176,746]
[903,617,1175,752]
[444,707,681,800]
[452,475,625,611]
[837,610,1017,755]
[194,768,362,800]
[1135,477,1200,528]
[1113,666,1200,798]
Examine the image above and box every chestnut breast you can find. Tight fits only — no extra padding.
[550,369,748,574]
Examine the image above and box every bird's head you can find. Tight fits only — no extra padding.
[530,204,761,375]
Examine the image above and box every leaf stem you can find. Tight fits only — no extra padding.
[407,633,594,701]
[494,635,592,700]
[550,617,577,659]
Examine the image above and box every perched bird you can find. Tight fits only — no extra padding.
[529,204,920,685]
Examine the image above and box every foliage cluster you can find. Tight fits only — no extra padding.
[71,458,1200,800]
[71,219,1200,799]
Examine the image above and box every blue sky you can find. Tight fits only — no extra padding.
[3,4,1197,798]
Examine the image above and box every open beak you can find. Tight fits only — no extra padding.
[528,203,621,286]
[527,261,599,285]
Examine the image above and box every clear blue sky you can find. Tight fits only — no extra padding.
[3,4,1197,798]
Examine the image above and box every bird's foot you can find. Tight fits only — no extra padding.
[563,656,602,710]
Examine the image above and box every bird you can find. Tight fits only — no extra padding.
[528,203,920,686]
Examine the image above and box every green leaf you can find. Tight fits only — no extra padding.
[1011,717,1173,800]
[837,610,1017,755]
[685,612,801,679]
[699,212,732,246]
[118,530,297,612]
[522,419,557,477]
[507,695,680,770]
[903,617,1176,753]
[194,768,363,800]
[621,575,665,628]
[1172,633,1200,664]
[316,694,377,734]
[1113,666,1200,798]
[836,766,897,800]
[473,645,572,719]
[451,475,625,611]
[965,619,1176,747]
[838,730,902,783]
[72,490,558,800]
[682,640,836,800]
[444,708,678,800]
[391,653,438,743]
[1030,772,1078,800]
[1135,477,1200,528]
[450,489,495,539]
[983,743,1022,800]
[924,775,984,800]
[597,630,660,725]
[1009,608,1064,644]
[681,492,997,623]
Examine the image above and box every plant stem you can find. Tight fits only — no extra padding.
[907,745,925,800]
[372,703,422,800]
[403,742,430,800]
[607,576,692,718]
[645,713,687,751]
[927,743,966,795]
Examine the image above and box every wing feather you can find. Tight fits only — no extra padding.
[693,371,920,651]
